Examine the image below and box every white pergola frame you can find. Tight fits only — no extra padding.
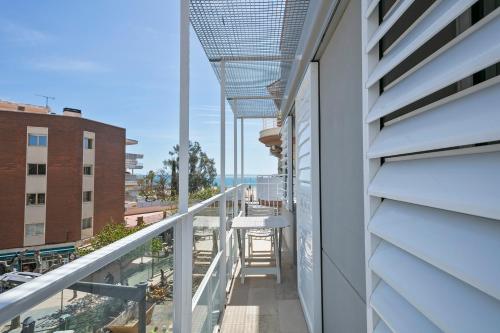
[173,0,192,330]
[175,9,246,332]
[177,0,311,330]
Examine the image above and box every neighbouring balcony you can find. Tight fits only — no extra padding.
[126,153,145,160]
[126,160,144,170]
[125,174,138,181]
[0,179,303,333]
[126,174,140,187]
[259,119,282,158]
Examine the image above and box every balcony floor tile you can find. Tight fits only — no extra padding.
[220,239,308,333]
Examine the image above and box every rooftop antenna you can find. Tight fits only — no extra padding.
[36,94,55,108]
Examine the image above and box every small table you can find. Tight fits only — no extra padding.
[232,215,290,283]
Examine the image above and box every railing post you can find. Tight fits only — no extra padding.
[219,60,227,307]
[174,0,191,331]
[240,118,244,208]
[268,176,271,206]
[173,215,192,333]
[21,317,35,333]
[286,118,293,211]
[137,282,148,333]
[233,113,238,217]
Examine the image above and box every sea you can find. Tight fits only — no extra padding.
[138,174,258,186]
[213,175,257,186]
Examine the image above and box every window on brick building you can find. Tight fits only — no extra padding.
[84,137,93,149]
[28,163,46,175]
[83,165,93,175]
[25,223,44,236]
[26,193,45,205]
[81,217,93,229]
[28,134,47,146]
[83,191,92,202]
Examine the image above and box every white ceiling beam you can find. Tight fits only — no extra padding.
[209,55,295,62]
[228,96,281,100]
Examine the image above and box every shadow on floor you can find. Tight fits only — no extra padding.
[220,240,308,333]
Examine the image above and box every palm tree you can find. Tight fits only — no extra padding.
[139,170,156,201]
[163,141,217,195]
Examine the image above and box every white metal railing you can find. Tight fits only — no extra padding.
[262,118,279,130]
[0,185,244,332]
[126,153,144,160]
[125,174,139,182]
[242,175,285,214]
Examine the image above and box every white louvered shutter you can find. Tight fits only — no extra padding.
[280,117,293,211]
[362,1,500,332]
[295,63,322,333]
[280,118,288,202]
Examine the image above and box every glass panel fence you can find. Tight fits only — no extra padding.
[191,252,222,333]
[224,190,239,286]
[192,201,220,296]
[0,186,243,333]
[225,190,234,221]
[0,224,175,333]
[192,198,223,333]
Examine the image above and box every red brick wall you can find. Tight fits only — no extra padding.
[0,113,27,249]
[45,118,83,244]
[0,111,125,250]
[93,123,126,234]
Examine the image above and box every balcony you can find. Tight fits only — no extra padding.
[0,0,311,332]
[126,153,145,160]
[0,182,303,333]
[259,119,282,158]
[126,161,144,170]
[126,174,140,187]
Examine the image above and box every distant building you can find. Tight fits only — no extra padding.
[125,139,143,202]
[0,101,125,252]
[259,118,282,159]
[0,100,50,114]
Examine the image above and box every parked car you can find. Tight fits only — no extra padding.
[0,271,41,293]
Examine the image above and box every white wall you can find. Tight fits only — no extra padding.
[295,63,322,333]
[319,0,366,332]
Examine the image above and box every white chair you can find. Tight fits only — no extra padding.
[246,205,277,258]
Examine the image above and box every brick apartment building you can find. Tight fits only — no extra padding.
[0,101,125,252]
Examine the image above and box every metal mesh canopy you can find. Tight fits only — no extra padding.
[190,0,310,118]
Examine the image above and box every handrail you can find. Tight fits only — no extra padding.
[0,185,243,324]
[189,185,239,215]
[189,193,224,215]
[0,213,182,323]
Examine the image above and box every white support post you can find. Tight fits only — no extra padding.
[173,0,191,331]
[286,118,293,211]
[219,61,227,303]
[173,215,192,333]
[233,112,238,217]
[240,118,244,206]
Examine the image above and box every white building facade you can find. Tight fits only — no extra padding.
[281,0,500,331]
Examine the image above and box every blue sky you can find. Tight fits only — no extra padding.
[0,1,277,175]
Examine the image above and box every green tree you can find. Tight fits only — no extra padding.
[155,168,169,201]
[164,152,178,196]
[76,221,165,256]
[90,223,142,250]
[139,170,156,201]
[164,141,217,195]
[189,187,219,201]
